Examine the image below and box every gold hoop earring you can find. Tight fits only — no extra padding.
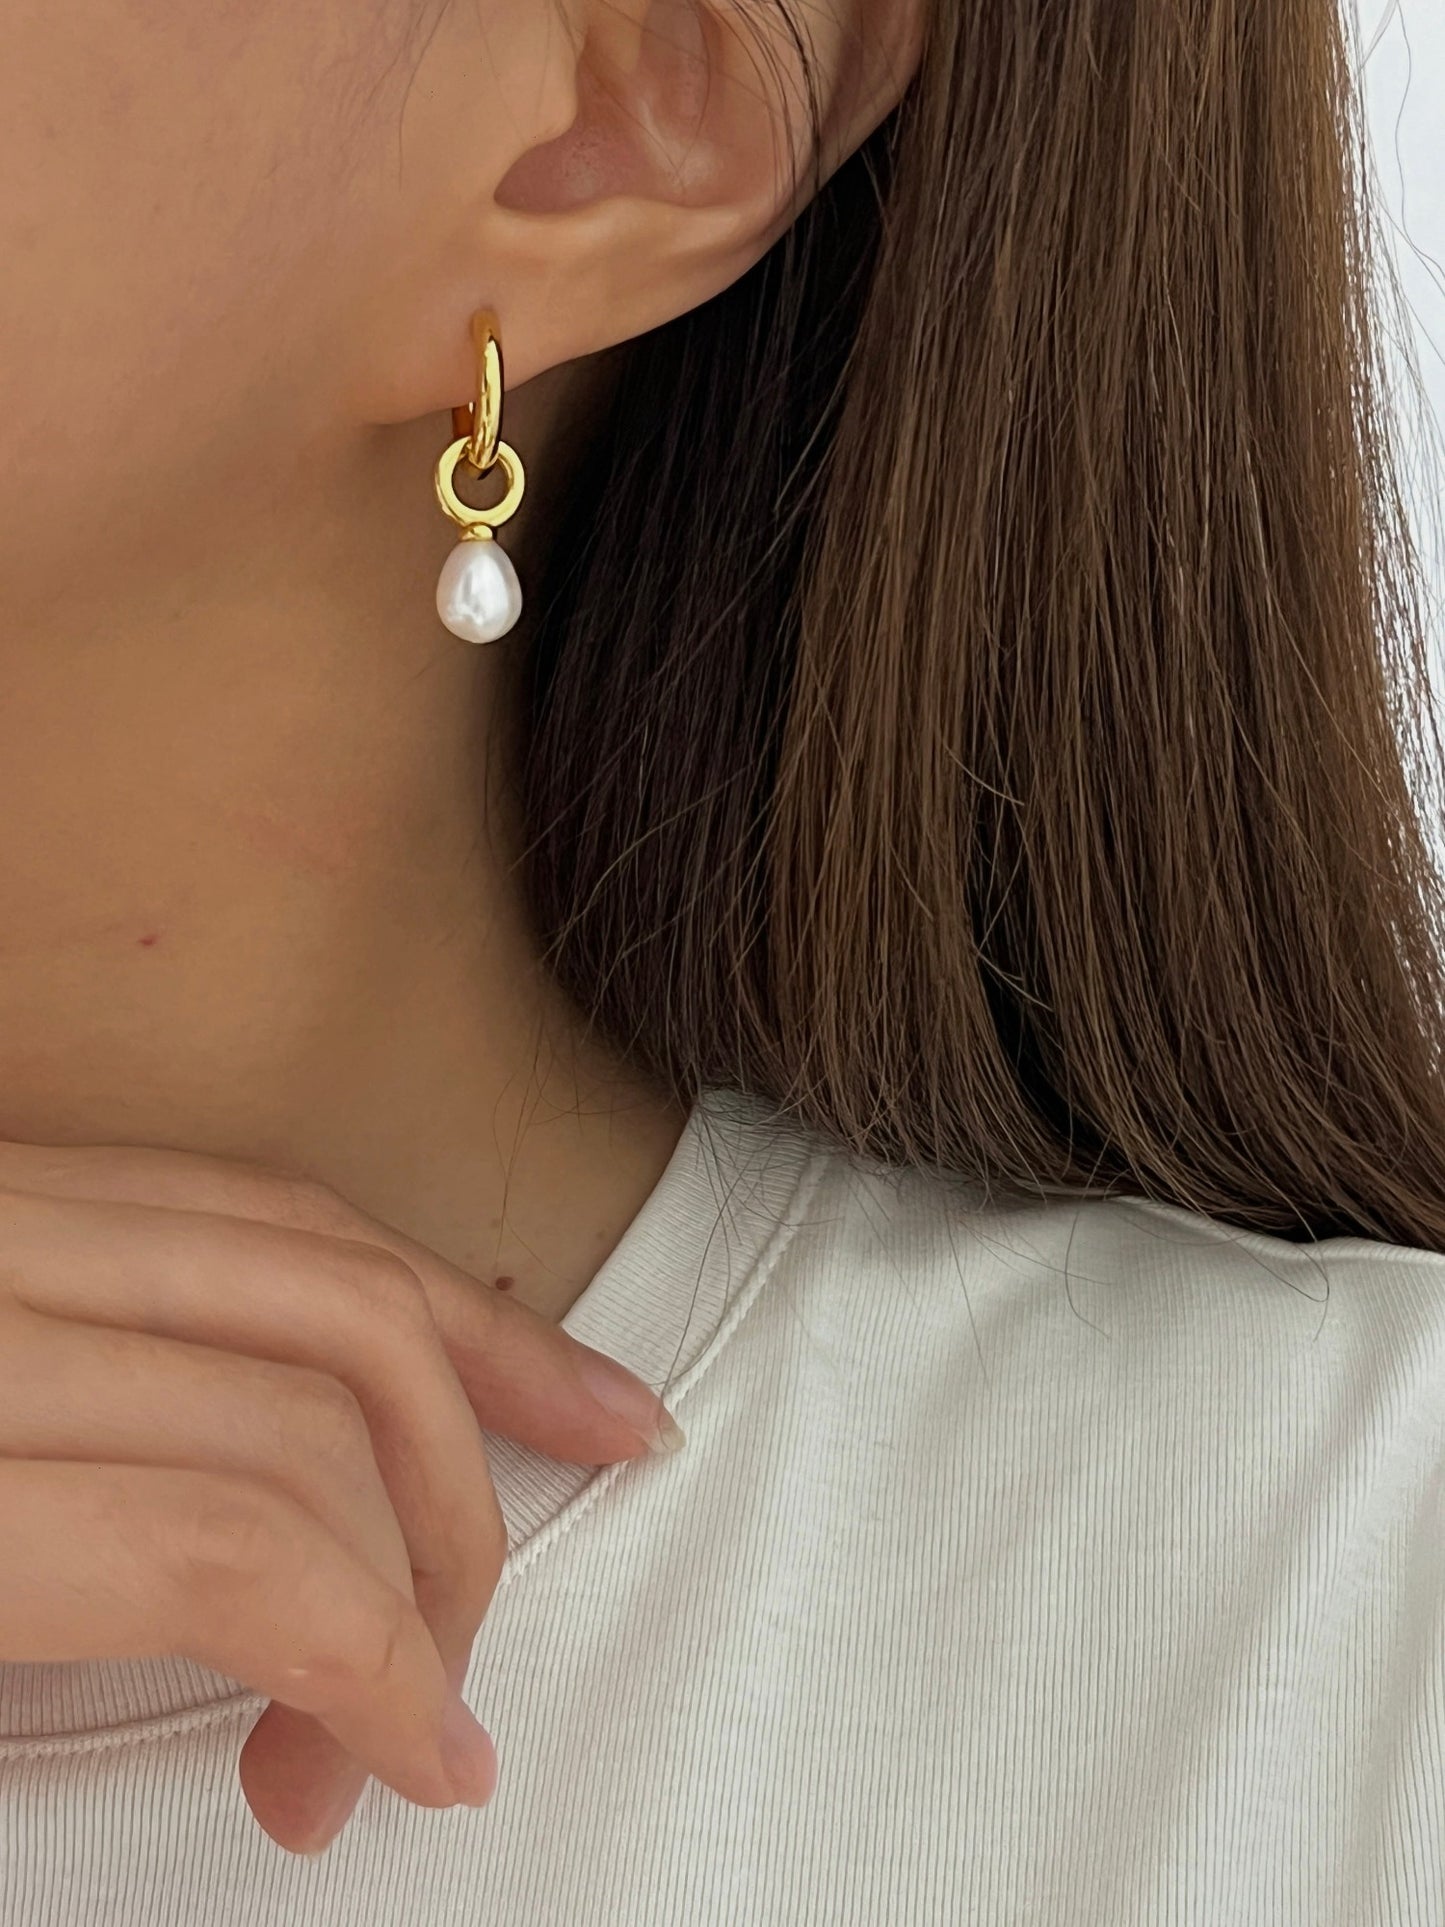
[434,308,527,644]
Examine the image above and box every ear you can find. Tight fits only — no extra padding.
[356,0,923,420]
[484,0,923,382]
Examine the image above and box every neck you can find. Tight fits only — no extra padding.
[0,377,688,1323]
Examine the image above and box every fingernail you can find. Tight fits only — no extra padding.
[570,1343,687,1455]
[295,1772,367,1857]
[438,1697,498,1808]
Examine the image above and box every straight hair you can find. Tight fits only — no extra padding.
[500,0,1445,1250]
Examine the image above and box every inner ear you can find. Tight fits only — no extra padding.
[497,0,801,217]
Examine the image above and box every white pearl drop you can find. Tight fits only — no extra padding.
[436,538,523,644]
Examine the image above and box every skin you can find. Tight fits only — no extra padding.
[0,0,921,1860]
[0,0,920,1316]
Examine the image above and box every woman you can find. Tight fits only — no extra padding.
[3,0,1444,1919]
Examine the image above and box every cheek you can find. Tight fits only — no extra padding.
[0,2,402,603]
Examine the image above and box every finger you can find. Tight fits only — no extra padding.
[0,1461,495,1821]
[240,1708,373,1856]
[239,1638,473,1856]
[0,1306,415,1603]
[0,1190,504,1809]
[0,1298,437,1849]
[0,1141,683,1463]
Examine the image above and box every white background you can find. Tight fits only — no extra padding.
[1360,1,1444,651]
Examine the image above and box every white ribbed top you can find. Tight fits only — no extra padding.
[4,1082,1445,1924]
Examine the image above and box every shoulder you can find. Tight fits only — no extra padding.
[760,1127,1445,1402]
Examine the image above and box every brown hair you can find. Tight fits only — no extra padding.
[501,0,1445,1250]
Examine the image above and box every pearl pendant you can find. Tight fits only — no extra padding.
[435,536,522,644]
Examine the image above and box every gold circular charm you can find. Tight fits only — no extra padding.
[433,437,526,539]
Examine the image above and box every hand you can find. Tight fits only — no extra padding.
[0,1137,679,1855]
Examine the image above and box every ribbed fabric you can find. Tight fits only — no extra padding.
[4,1082,1445,1923]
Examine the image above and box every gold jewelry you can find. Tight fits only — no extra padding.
[433,308,526,644]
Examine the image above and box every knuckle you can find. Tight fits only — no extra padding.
[0,1263,31,1323]
[245,1165,353,1236]
[285,1366,372,1462]
[282,1582,417,1717]
[323,1241,431,1336]
[454,1539,505,1623]
[445,1498,508,1615]
[353,1586,415,1695]
[174,1480,279,1590]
